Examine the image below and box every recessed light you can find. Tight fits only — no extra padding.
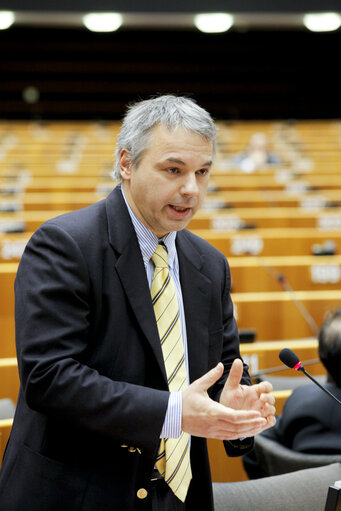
[303,12,341,32]
[0,11,15,30]
[83,13,123,32]
[194,13,234,33]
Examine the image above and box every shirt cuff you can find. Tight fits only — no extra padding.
[160,391,183,439]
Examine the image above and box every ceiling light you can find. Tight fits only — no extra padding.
[303,12,341,32]
[194,13,234,33]
[0,11,15,30]
[83,13,123,32]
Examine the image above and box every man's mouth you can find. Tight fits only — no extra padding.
[169,205,192,216]
[172,206,189,212]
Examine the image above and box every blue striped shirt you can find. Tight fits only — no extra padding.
[121,187,186,439]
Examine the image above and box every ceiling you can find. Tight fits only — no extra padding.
[3,12,326,31]
[1,1,341,31]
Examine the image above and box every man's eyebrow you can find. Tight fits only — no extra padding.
[163,157,213,167]
[163,157,185,165]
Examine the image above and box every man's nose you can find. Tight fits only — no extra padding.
[180,174,199,196]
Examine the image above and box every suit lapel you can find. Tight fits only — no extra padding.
[176,232,212,383]
[105,187,167,383]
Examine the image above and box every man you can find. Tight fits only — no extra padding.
[243,308,341,479]
[0,95,275,510]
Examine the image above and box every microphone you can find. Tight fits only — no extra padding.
[279,348,341,407]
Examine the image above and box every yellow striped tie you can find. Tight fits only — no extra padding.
[151,244,192,502]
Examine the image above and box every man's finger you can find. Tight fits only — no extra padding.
[193,363,224,392]
[224,358,243,391]
[253,380,273,396]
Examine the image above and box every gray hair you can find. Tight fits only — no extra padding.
[112,95,216,182]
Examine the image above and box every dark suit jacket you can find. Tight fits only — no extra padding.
[0,187,252,511]
[264,383,341,454]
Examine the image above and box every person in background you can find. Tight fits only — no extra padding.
[231,131,281,172]
[243,308,341,479]
[0,95,275,510]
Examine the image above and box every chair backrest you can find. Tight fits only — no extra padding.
[0,398,15,420]
[213,463,341,511]
[254,434,341,476]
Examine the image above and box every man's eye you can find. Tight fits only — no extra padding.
[197,168,209,176]
[168,168,179,174]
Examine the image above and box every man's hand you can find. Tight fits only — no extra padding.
[182,363,270,441]
[219,358,276,431]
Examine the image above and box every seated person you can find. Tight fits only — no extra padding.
[243,308,341,478]
[230,132,281,172]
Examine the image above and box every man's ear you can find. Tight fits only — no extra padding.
[119,149,132,181]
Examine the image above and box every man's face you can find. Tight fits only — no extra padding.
[120,124,213,238]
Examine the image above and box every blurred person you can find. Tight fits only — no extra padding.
[231,131,281,172]
[0,95,275,511]
[243,308,341,479]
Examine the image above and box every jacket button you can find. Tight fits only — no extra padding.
[137,488,148,499]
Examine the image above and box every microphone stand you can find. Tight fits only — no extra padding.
[297,365,341,407]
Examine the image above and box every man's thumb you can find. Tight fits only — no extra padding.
[195,363,224,392]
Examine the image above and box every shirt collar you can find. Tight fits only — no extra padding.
[121,187,177,269]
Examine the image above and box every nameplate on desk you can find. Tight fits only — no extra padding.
[211,216,242,231]
[0,220,26,233]
[202,198,229,210]
[55,158,79,174]
[230,235,263,255]
[0,201,22,213]
[274,170,294,183]
[1,239,28,260]
[310,264,341,284]
[0,184,25,195]
[300,196,327,210]
[317,215,341,230]
[285,181,309,194]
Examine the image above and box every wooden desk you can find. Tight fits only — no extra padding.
[233,289,341,341]
[0,192,102,211]
[240,339,323,377]
[0,211,68,234]
[189,207,341,230]
[194,228,341,257]
[0,264,17,357]
[0,358,19,404]
[229,255,341,293]
[211,164,341,177]
[207,174,341,192]
[0,419,13,467]
[202,189,341,209]
[0,177,114,194]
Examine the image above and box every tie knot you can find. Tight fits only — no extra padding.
[151,244,168,269]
